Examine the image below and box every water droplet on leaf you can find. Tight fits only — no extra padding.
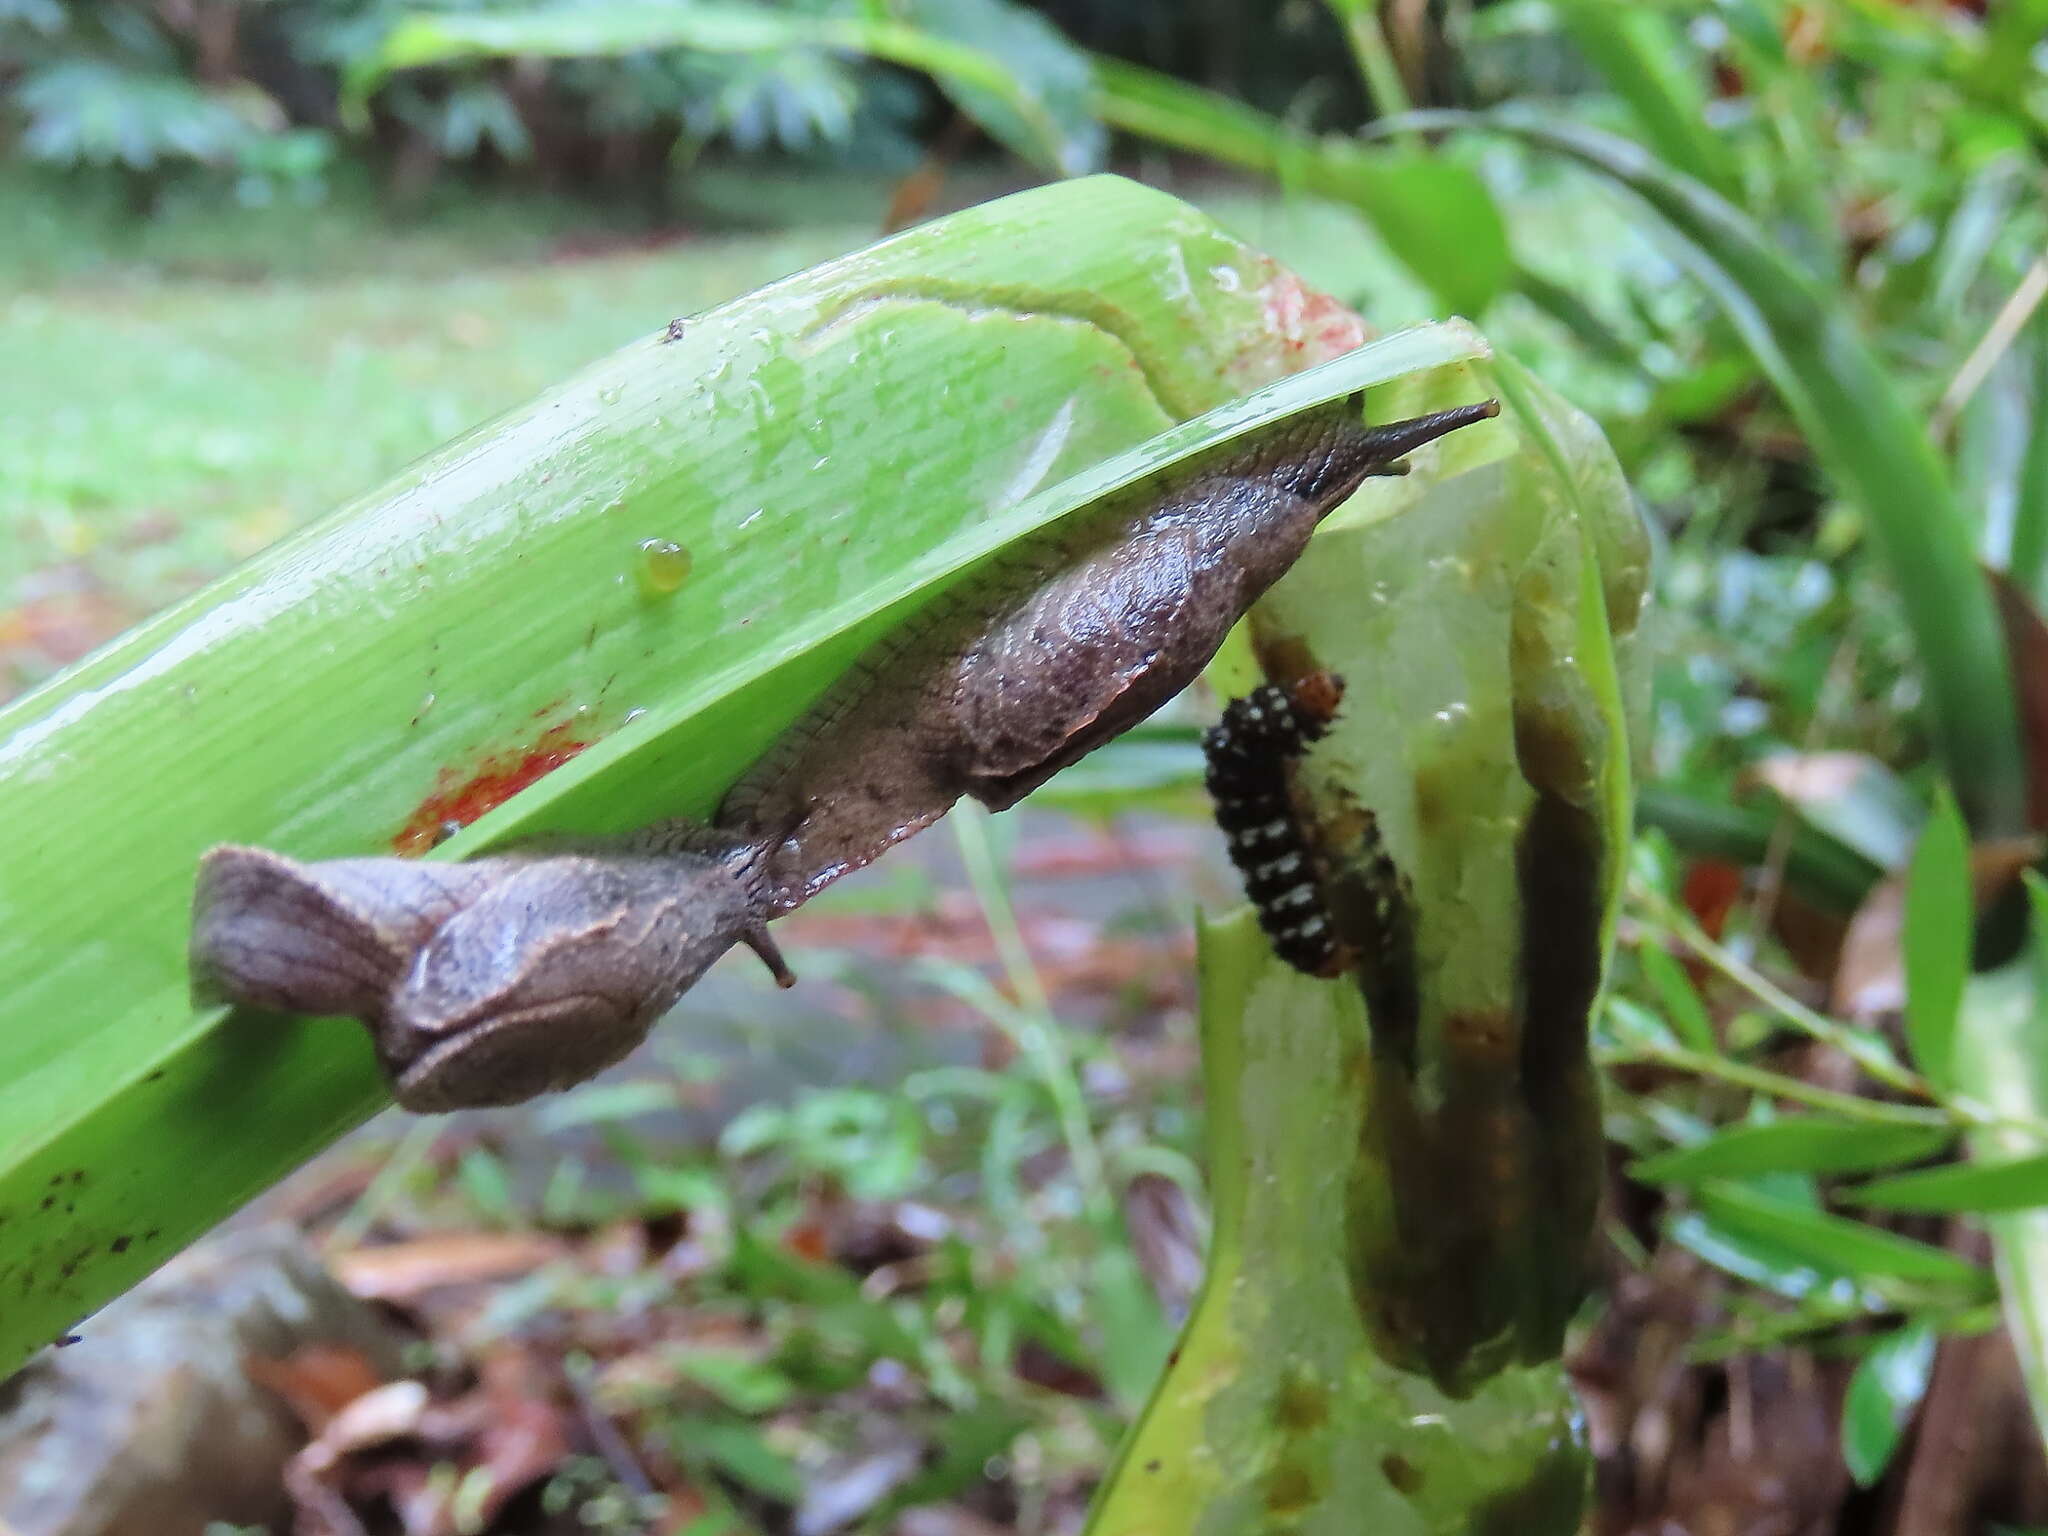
[637,539,691,598]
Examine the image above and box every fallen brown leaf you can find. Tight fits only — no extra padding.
[332,1232,567,1302]
[246,1342,389,1432]
[1832,838,2042,1019]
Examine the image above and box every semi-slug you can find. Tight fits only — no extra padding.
[192,394,1498,1111]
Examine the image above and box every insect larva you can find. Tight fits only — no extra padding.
[1202,673,1346,976]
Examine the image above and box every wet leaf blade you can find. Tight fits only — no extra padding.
[1696,1184,1991,1289]
[1841,1323,1938,1487]
[1904,788,1972,1091]
[1847,1150,2048,1213]
[1633,1120,1955,1185]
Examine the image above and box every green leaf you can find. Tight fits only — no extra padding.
[1549,0,1742,199]
[670,1416,803,1502]
[1633,1120,1954,1185]
[1093,350,1639,1513]
[898,0,1103,175]
[1088,911,1590,1533]
[1089,58,1511,316]
[1634,942,1717,1054]
[675,1348,797,1413]
[1905,788,1972,1091]
[2032,870,2048,1002]
[1841,1323,1937,1486]
[1696,1184,1992,1289]
[363,1,1085,172]
[1849,1150,2048,1214]
[1667,1210,1837,1300]
[0,175,1482,1376]
[1442,109,2026,837]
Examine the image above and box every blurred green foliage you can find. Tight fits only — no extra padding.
[0,0,1360,210]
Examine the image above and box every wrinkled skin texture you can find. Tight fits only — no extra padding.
[724,397,1498,912]
[190,823,791,1111]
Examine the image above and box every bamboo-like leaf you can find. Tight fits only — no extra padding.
[1634,941,1718,1054]
[1633,1120,1955,1185]
[0,176,1481,1374]
[1904,788,1972,1091]
[1848,1150,2048,1213]
[1696,1184,1992,1289]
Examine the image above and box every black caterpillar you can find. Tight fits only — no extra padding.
[1203,674,1345,976]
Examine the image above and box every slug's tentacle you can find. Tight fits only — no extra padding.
[1202,674,1347,977]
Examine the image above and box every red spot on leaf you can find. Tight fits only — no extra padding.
[393,721,593,854]
[1226,259,1370,392]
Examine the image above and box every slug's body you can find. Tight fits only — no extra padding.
[1202,675,1346,976]
[724,397,1498,913]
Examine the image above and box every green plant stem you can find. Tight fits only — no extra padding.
[324,1118,444,1252]
[951,801,1112,1223]
[2013,325,2048,599]
[1322,0,1415,138]
[1689,1299,2001,1363]
[1631,879,1928,1098]
[1600,1040,1955,1128]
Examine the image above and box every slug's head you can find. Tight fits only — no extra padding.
[381,843,791,1112]
[192,832,793,1114]
[1287,396,1502,504]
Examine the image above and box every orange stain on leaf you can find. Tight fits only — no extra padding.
[1256,263,1369,363]
[393,721,594,854]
